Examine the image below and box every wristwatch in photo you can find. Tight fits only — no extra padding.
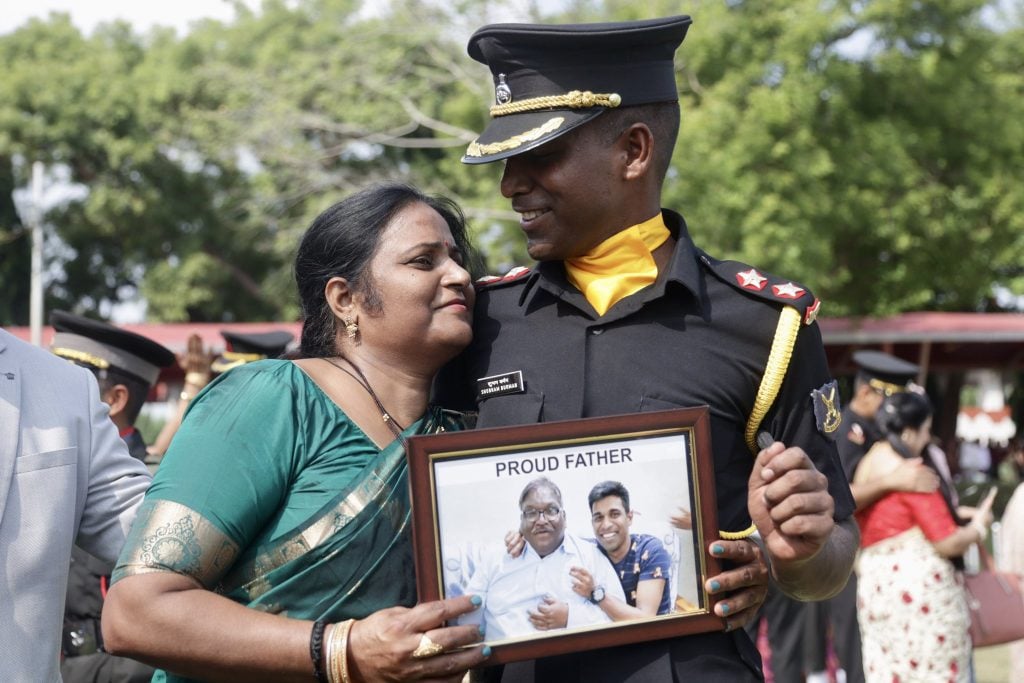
[590,586,606,604]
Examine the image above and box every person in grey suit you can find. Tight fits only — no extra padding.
[48,311,175,683]
[0,328,151,682]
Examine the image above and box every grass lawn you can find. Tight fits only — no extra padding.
[975,644,1010,683]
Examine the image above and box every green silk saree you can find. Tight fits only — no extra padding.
[111,360,459,682]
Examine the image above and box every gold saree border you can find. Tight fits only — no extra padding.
[221,467,407,601]
[114,499,239,589]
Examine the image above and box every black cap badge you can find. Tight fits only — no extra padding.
[495,74,512,105]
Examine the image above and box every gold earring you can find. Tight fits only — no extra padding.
[343,316,359,339]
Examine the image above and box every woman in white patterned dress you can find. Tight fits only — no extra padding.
[853,392,995,683]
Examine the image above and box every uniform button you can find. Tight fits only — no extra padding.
[590,327,603,335]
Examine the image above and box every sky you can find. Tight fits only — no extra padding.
[0,0,251,36]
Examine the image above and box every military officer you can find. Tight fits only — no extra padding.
[50,311,174,682]
[837,350,922,480]
[51,311,175,462]
[437,15,858,682]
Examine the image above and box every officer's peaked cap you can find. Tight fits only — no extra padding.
[211,329,294,373]
[50,310,175,387]
[852,350,919,395]
[463,15,692,164]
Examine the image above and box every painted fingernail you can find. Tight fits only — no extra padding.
[720,603,730,615]
[482,645,492,657]
[470,594,483,607]
[478,625,486,637]
[724,620,733,632]
[710,580,721,592]
[712,544,725,555]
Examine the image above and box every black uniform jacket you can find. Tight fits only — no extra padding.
[123,428,148,462]
[439,209,854,534]
[436,210,855,682]
[835,406,881,481]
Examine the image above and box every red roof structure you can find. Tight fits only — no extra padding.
[820,312,1024,378]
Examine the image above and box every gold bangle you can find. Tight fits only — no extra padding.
[323,624,337,683]
[327,619,355,683]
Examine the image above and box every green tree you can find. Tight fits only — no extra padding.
[0,156,31,324]
[2,1,1020,324]
[658,0,1024,315]
[0,14,280,322]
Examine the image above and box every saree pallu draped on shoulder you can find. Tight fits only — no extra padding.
[217,414,429,620]
[115,407,457,622]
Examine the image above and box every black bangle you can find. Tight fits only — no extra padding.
[310,620,328,683]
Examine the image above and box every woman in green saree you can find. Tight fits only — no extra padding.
[102,184,491,682]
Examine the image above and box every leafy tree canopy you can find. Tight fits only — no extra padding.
[0,0,1020,324]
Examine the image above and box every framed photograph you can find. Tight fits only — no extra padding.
[405,406,722,664]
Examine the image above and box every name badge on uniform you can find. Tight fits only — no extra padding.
[476,370,525,400]
[811,380,842,438]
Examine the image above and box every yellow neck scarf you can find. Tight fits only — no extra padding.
[565,214,670,316]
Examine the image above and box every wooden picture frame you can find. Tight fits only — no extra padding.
[405,406,723,664]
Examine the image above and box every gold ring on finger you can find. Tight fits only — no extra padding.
[411,633,445,659]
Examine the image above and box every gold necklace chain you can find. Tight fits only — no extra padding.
[323,357,405,439]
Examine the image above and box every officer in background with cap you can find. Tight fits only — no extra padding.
[51,311,175,463]
[211,329,295,373]
[437,14,858,682]
[837,350,924,482]
[50,310,174,683]
[796,350,937,683]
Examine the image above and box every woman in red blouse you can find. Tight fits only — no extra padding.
[853,391,994,683]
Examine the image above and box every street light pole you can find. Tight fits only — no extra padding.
[29,161,44,347]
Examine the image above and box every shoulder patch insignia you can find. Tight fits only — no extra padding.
[848,422,865,445]
[811,380,842,438]
[475,266,531,289]
[698,249,821,325]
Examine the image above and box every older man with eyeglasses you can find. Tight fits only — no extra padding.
[458,477,624,642]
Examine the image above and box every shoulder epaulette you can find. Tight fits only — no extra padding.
[694,252,823,541]
[696,250,822,325]
[474,266,532,290]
